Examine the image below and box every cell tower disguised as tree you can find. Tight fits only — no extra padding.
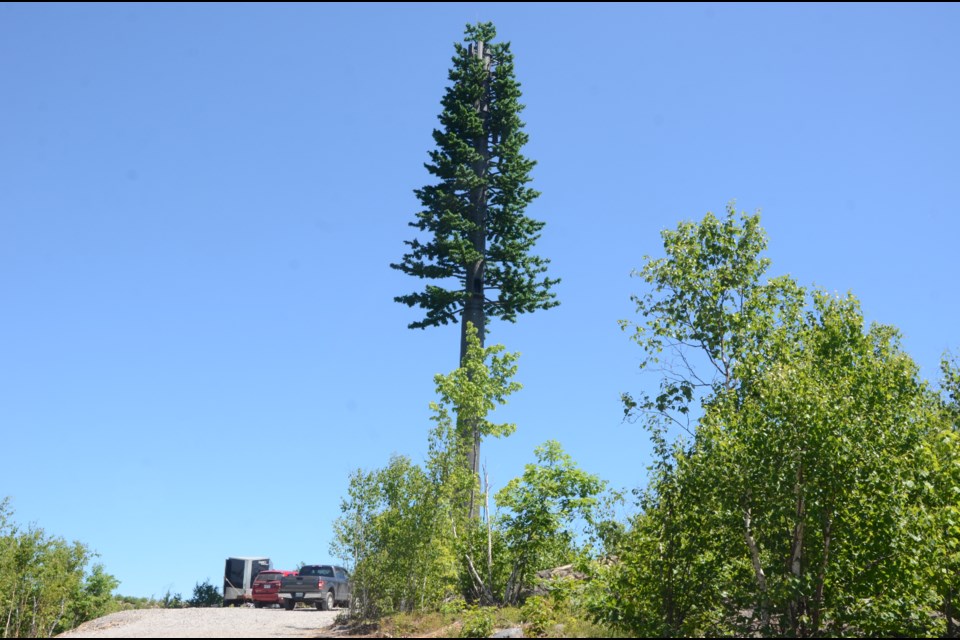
[392,22,559,503]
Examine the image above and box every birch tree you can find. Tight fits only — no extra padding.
[603,205,948,636]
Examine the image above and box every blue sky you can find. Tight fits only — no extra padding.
[2,3,957,599]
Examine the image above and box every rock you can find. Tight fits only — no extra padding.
[534,564,587,581]
[520,564,589,599]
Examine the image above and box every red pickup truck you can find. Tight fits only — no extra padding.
[252,570,297,608]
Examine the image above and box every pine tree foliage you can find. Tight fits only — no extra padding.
[392,22,559,335]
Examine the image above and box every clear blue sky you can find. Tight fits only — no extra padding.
[2,3,957,599]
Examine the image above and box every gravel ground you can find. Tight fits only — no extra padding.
[58,607,342,638]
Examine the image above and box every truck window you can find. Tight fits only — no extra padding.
[255,572,282,583]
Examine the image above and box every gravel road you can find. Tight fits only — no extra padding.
[58,607,342,638]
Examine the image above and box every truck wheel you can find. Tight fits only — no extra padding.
[283,599,295,611]
[320,590,334,611]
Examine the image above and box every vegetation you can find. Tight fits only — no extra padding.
[0,498,118,638]
[459,605,494,638]
[585,204,960,637]
[392,21,559,341]
[357,602,620,639]
[0,496,247,636]
[392,22,560,515]
[331,325,613,620]
[494,441,605,606]
[187,579,222,608]
[158,589,185,609]
[339,203,959,638]
[344,18,960,638]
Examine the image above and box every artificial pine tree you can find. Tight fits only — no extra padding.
[390,22,559,516]
[393,21,558,361]
[392,22,559,515]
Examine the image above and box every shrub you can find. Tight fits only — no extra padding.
[521,596,554,638]
[188,579,223,607]
[460,606,494,638]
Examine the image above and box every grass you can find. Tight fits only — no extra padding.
[333,606,626,638]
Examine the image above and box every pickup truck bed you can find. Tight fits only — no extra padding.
[278,565,351,611]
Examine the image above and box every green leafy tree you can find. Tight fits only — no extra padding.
[68,564,120,627]
[495,440,606,606]
[705,293,940,636]
[330,325,521,614]
[331,328,617,618]
[188,579,223,607]
[0,498,118,638]
[392,22,559,505]
[331,455,452,616]
[430,322,522,517]
[330,466,380,611]
[602,206,949,636]
[932,355,960,637]
[619,202,804,430]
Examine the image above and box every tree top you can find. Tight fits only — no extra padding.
[463,22,497,44]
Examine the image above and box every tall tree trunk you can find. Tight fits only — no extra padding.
[789,463,806,636]
[661,500,677,632]
[5,583,16,638]
[946,584,956,639]
[811,513,833,635]
[743,502,771,630]
[484,466,494,589]
[461,37,491,520]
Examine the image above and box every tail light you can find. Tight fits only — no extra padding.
[317,579,325,589]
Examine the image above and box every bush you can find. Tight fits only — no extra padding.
[460,606,494,638]
[160,590,185,609]
[440,596,468,615]
[188,579,223,607]
[521,596,554,638]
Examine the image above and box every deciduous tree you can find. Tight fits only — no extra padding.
[0,498,118,638]
[330,325,521,613]
[602,206,950,636]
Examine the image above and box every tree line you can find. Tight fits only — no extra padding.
[331,21,960,638]
[0,497,224,638]
[597,206,960,636]
[0,498,117,638]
